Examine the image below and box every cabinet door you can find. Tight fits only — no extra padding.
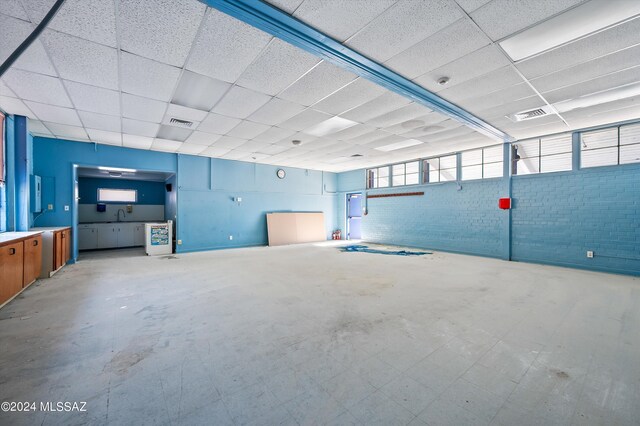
[97,225,118,248]
[117,223,135,248]
[63,229,71,262]
[78,227,98,250]
[1,242,24,305]
[54,231,63,270]
[134,225,145,246]
[23,236,42,287]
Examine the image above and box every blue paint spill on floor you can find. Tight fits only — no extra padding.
[340,245,431,256]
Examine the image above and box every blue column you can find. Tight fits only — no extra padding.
[501,142,512,261]
[14,115,29,231]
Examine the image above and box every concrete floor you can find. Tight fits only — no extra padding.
[0,242,639,425]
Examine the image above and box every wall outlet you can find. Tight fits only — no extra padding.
[229,235,233,240]
[587,251,594,258]
[177,240,182,245]
[64,205,69,211]
[48,204,53,210]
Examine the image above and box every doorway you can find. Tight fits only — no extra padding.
[347,193,362,240]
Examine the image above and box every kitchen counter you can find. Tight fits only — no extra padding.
[30,226,72,232]
[0,231,43,246]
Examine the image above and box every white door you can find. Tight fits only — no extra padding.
[97,224,118,248]
[117,223,135,247]
[78,226,98,250]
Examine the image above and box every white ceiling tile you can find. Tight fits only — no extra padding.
[292,0,396,42]
[187,8,272,82]
[165,103,208,122]
[122,134,154,150]
[185,131,222,146]
[27,119,53,135]
[25,102,81,126]
[152,138,183,152]
[312,78,387,115]
[177,143,207,155]
[459,84,538,112]
[470,0,584,41]
[366,103,430,128]
[330,123,379,141]
[86,128,122,145]
[0,96,37,118]
[122,94,167,123]
[121,52,181,102]
[25,0,117,46]
[41,30,118,90]
[341,91,412,123]
[530,44,640,93]
[244,152,271,162]
[413,44,511,93]
[198,112,242,134]
[0,14,57,76]
[43,122,88,140]
[346,0,463,62]
[211,135,248,150]
[454,0,492,13]
[516,17,640,79]
[227,120,271,139]
[255,143,291,155]
[222,149,252,161]
[65,80,120,116]
[118,0,206,67]
[265,0,305,14]
[201,146,231,157]
[156,124,192,142]
[0,79,16,97]
[171,70,231,111]
[211,85,271,119]
[278,61,357,106]
[437,66,526,103]
[385,19,490,79]
[1,0,28,19]
[278,109,331,131]
[3,69,71,107]
[78,110,121,132]
[542,66,640,105]
[252,126,296,143]
[235,140,271,152]
[274,131,317,146]
[122,118,160,138]
[236,38,320,96]
[247,97,306,126]
[346,129,394,145]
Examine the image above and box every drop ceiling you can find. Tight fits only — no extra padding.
[1,0,639,172]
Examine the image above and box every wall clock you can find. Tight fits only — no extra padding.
[276,169,286,179]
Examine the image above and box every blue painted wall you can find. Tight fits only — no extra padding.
[177,155,336,251]
[0,115,14,232]
[31,137,336,256]
[336,176,507,258]
[78,177,166,205]
[511,164,640,275]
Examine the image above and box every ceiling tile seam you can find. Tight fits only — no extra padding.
[151,5,210,144]
[538,64,640,99]
[202,0,510,142]
[113,0,125,143]
[452,2,572,131]
[17,0,86,138]
[0,10,31,24]
[337,0,401,44]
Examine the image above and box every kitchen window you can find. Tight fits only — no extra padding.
[97,188,137,203]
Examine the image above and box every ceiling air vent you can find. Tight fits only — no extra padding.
[169,117,194,128]
[507,105,553,122]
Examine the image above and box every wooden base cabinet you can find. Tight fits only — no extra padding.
[0,232,43,308]
[30,227,72,278]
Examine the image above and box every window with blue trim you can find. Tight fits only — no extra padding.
[512,133,572,175]
[581,123,640,168]
[461,145,503,180]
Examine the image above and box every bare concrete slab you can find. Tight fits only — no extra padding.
[0,242,638,425]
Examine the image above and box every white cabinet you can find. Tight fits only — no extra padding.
[78,225,98,250]
[97,224,118,249]
[134,224,145,246]
[116,223,135,248]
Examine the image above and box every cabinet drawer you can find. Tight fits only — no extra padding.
[1,242,24,305]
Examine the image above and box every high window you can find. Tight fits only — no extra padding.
[97,188,137,203]
[581,123,640,168]
[512,133,572,175]
[423,154,457,183]
[461,145,503,180]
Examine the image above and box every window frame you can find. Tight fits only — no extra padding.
[511,133,572,176]
[460,144,504,181]
[581,123,640,169]
[97,188,138,203]
[423,154,457,184]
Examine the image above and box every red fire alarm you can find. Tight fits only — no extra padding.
[498,198,511,210]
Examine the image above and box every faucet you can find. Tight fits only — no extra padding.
[116,208,126,222]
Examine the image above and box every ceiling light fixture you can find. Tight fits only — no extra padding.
[291,139,301,146]
[500,0,640,62]
[375,139,423,152]
[305,116,358,137]
[97,166,137,173]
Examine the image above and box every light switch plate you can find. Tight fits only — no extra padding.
[64,205,69,211]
